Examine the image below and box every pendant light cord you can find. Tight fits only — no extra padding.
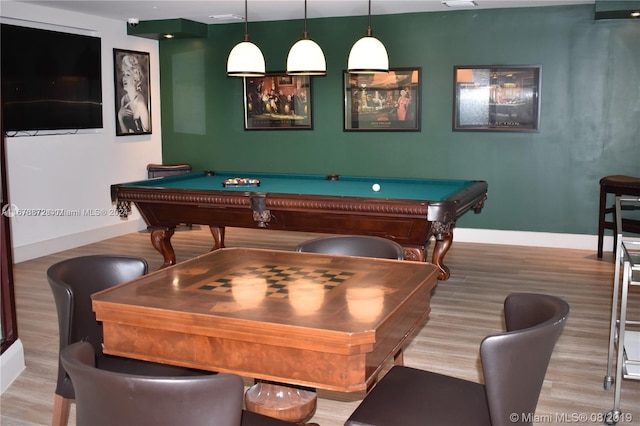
[303,0,309,39]
[366,0,373,37]
[243,0,250,42]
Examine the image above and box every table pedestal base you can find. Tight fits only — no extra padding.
[245,382,317,424]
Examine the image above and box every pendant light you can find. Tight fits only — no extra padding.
[227,0,265,77]
[286,0,326,75]
[347,0,388,73]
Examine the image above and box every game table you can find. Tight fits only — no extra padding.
[92,247,440,423]
[111,171,487,280]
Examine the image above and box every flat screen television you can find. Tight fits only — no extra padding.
[1,24,103,133]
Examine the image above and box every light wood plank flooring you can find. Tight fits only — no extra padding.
[2,226,639,425]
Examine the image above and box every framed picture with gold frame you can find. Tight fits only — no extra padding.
[453,65,541,132]
[343,68,421,131]
[243,72,312,130]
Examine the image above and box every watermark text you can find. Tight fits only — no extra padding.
[1,204,126,218]
[510,412,633,423]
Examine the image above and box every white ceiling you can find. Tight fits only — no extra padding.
[13,0,594,25]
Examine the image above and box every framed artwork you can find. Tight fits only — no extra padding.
[343,68,421,131]
[278,76,293,86]
[453,65,541,132]
[243,72,312,130]
[113,49,152,136]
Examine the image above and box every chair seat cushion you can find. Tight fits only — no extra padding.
[345,366,492,426]
[600,175,640,189]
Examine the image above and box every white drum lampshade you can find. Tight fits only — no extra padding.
[227,40,265,77]
[287,37,326,75]
[286,0,326,76]
[347,0,389,74]
[347,34,388,73]
[227,0,265,77]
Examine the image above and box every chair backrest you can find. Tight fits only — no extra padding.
[61,341,244,426]
[147,163,192,178]
[481,293,569,426]
[296,235,404,260]
[47,255,148,397]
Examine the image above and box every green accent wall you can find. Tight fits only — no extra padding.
[158,5,639,235]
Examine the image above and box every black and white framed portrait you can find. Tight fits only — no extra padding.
[113,49,151,136]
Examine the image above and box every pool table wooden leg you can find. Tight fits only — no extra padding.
[403,242,450,280]
[209,225,226,250]
[432,238,452,280]
[431,222,453,280]
[150,227,176,268]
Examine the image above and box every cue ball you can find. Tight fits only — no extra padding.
[372,183,381,192]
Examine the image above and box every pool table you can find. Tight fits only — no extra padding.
[111,171,488,280]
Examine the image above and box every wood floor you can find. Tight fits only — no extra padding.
[2,226,639,426]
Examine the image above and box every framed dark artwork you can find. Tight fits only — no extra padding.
[113,49,151,136]
[343,68,421,131]
[453,65,541,132]
[243,73,312,130]
[278,76,293,86]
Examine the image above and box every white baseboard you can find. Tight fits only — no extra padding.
[1,339,25,394]
[12,222,609,264]
[454,228,610,251]
[13,220,145,263]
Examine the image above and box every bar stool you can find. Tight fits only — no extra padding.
[147,163,192,178]
[147,163,193,229]
[597,175,640,258]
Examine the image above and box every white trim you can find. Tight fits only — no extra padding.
[454,228,610,251]
[13,220,145,263]
[1,339,25,394]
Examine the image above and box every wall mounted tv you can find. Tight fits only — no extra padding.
[1,24,103,133]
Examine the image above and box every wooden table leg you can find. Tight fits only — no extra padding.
[431,222,453,280]
[209,225,226,250]
[150,227,176,268]
[245,382,317,424]
[402,237,451,280]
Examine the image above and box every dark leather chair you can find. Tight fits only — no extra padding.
[296,235,405,260]
[61,341,296,426]
[48,255,212,426]
[147,163,194,229]
[296,235,405,366]
[146,163,192,178]
[345,293,570,426]
[597,175,640,258]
